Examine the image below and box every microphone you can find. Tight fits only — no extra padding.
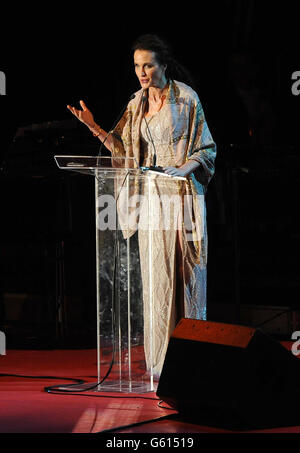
[142,92,161,171]
[98,93,135,157]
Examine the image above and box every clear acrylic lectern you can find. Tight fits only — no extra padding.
[54,155,186,393]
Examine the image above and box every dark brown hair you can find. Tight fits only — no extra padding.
[132,34,196,90]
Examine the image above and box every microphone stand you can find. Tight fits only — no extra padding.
[141,98,166,174]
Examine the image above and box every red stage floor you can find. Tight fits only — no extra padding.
[1,346,300,435]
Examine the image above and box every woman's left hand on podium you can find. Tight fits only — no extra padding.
[163,166,187,177]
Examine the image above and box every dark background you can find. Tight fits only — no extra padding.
[1,1,300,348]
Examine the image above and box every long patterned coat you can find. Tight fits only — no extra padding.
[110,80,216,375]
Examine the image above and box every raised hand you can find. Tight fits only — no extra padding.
[67,100,95,129]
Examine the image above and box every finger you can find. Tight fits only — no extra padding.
[164,167,175,175]
[80,100,87,111]
[67,105,77,115]
[67,107,80,120]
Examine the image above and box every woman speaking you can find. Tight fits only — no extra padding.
[67,34,216,377]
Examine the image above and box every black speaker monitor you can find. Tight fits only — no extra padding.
[157,318,300,430]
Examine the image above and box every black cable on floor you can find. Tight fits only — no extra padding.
[95,413,178,434]
[0,373,85,386]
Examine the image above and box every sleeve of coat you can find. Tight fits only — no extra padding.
[109,108,129,157]
[187,100,217,187]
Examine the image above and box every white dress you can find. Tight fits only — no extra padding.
[138,111,207,376]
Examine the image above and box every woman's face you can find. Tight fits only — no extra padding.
[134,49,167,90]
